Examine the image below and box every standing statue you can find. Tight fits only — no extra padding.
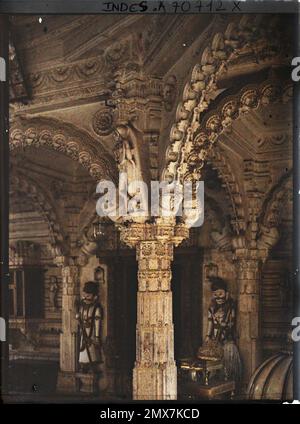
[113,123,150,208]
[114,122,151,222]
[76,281,102,373]
[198,277,241,382]
[49,276,59,310]
[206,277,236,344]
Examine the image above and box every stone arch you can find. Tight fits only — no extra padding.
[10,116,117,182]
[204,193,233,251]
[163,14,291,182]
[259,169,292,231]
[207,147,245,234]
[167,78,292,183]
[252,169,292,252]
[10,172,65,253]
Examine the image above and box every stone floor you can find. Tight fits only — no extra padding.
[5,359,129,403]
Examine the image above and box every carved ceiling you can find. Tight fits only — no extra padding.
[8,14,293,251]
[10,15,213,108]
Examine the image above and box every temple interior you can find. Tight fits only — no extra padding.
[7,14,293,401]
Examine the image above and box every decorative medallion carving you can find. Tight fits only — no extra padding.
[105,42,128,66]
[92,108,114,136]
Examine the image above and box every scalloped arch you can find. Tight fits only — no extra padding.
[163,15,291,182]
[10,172,65,252]
[207,147,245,234]
[259,170,292,231]
[10,117,117,182]
[168,79,292,183]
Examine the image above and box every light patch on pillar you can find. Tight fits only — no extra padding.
[0,317,6,341]
[0,57,6,82]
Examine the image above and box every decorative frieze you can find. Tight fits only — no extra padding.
[10,119,116,182]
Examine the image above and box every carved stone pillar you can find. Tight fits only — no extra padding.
[120,220,189,400]
[233,223,279,387]
[236,257,263,386]
[56,257,81,392]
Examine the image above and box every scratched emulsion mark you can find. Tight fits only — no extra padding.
[0,56,6,342]
[0,55,6,340]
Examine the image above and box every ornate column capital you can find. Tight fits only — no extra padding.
[113,70,163,130]
[119,220,189,250]
[53,254,89,268]
[232,234,269,264]
[53,255,68,268]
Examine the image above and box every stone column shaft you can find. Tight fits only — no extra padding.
[120,222,189,400]
[57,261,80,392]
[60,265,80,372]
[237,258,262,385]
[133,240,176,400]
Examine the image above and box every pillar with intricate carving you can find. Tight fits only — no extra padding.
[56,256,82,392]
[120,220,189,400]
[233,222,279,386]
[236,256,263,386]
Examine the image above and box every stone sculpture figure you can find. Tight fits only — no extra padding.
[113,123,145,195]
[206,277,236,344]
[199,276,242,382]
[76,281,102,373]
[49,276,59,310]
[112,123,150,223]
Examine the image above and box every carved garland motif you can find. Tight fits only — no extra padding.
[10,125,116,182]
[163,15,291,182]
[27,40,130,97]
[175,80,291,183]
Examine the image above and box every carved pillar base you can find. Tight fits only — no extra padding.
[76,372,99,394]
[56,371,79,393]
[133,363,177,400]
[133,287,177,400]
